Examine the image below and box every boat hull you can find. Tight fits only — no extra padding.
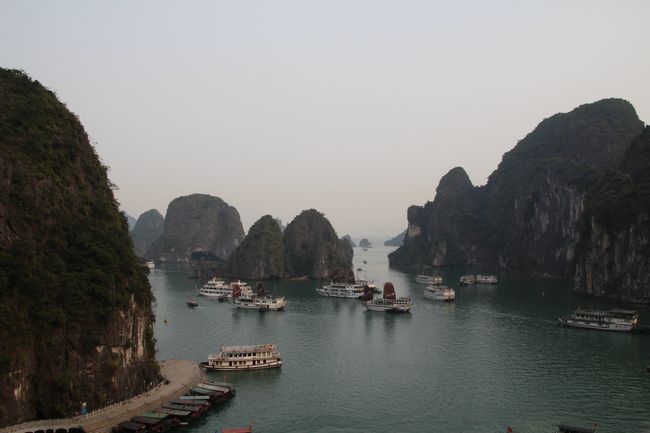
[199,360,282,371]
[558,317,634,332]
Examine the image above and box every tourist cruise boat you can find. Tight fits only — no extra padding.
[423,286,456,302]
[316,282,365,298]
[476,274,498,284]
[230,284,286,311]
[415,274,442,285]
[199,277,229,297]
[199,344,282,371]
[559,308,639,332]
[356,278,376,290]
[365,282,412,313]
[459,275,476,285]
[146,260,155,269]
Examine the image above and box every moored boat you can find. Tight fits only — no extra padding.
[316,282,365,298]
[559,308,639,332]
[415,274,442,285]
[459,275,476,285]
[146,260,155,269]
[198,277,229,298]
[365,282,411,313]
[476,274,498,284]
[231,283,286,311]
[423,286,455,302]
[200,344,282,371]
[186,300,198,307]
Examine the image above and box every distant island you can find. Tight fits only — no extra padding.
[227,210,353,280]
[359,238,372,248]
[146,193,244,262]
[384,230,406,247]
[389,98,650,303]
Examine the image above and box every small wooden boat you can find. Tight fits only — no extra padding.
[186,300,198,307]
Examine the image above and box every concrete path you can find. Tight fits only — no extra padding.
[1,360,205,433]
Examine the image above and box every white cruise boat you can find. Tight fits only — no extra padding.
[200,344,282,371]
[415,274,442,285]
[356,278,376,290]
[316,282,365,298]
[231,284,286,311]
[365,282,411,313]
[476,274,498,284]
[459,275,476,285]
[145,260,155,269]
[559,308,639,332]
[423,286,455,302]
[199,277,230,298]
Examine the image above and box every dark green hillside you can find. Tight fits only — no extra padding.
[0,69,158,426]
[227,215,285,279]
[284,209,352,279]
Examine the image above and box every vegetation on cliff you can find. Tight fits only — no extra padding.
[146,194,244,262]
[0,69,158,425]
[227,215,285,279]
[284,210,353,279]
[130,209,164,257]
[226,210,353,280]
[389,99,650,302]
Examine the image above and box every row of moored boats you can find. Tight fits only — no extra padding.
[198,278,287,311]
[111,381,236,433]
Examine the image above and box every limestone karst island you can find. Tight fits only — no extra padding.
[1,2,650,433]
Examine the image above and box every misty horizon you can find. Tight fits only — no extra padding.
[2,1,649,237]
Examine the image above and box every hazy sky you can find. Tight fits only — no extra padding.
[1,1,649,237]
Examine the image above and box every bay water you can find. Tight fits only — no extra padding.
[149,244,650,433]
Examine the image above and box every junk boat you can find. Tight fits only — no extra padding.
[476,274,498,284]
[200,344,282,371]
[365,282,411,313]
[423,285,455,302]
[415,274,442,285]
[199,277,229,298]
[316,282,366,298]
[459,275,476,285]
[559,308,639,332]
[231,283,286,311]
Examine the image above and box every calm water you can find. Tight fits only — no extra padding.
[150,243,650,433]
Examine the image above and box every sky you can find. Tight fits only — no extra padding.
[1,1,649,237]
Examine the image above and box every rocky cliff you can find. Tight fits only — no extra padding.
[146,194,244,262]
[130,209,164,257]
[0,69,158,426]
[283,209,353,279]
[226,215,285,279]
[389,99,649,302]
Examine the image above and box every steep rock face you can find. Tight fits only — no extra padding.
[227,215,285,279]
[130,209,164,257]
[284,209,352,278]
[341,236,354,264]
[389,99,650,302]
[574,126,650,302]
[0,69,158,426]
[146,194,244,262]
